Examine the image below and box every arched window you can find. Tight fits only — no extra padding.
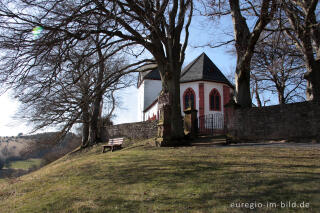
[183,88,196,109]
[209,89,221,111]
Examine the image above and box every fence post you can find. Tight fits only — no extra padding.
[155,92,172,146]
[224,100,241,136]
[184,106,198,138]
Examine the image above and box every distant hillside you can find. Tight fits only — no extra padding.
[19,132,81,159]
[0,132,81,174]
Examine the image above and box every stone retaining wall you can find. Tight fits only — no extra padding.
[105,120,158,140]
[226,101,320,142]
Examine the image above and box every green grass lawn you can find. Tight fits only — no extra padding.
[5,158,43,170]
[0,140,319,212]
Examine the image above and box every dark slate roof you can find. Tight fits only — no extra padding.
[137,63,159,88]
[180,53,233,87]
[138,52,233,88]
[144,68,161,80]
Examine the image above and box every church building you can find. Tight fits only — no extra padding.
[137,53,234,125]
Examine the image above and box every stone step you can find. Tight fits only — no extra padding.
[191,142,226,146]
[191,136,228,146]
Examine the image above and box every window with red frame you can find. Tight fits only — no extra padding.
[183,88,196,109]
[209,89,221,111]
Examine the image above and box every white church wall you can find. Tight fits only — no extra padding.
[138,79,162,122]
[139,79,229,122]
[137,81,145,121]
[144,102,159,121]
[180,81,225,117]
[144,79,162,109]
[180,82,199,116]
[203,82,224,116]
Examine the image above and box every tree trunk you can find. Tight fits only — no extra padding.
[254,79,262,107]
[80,75,91,148]
[229,0,252,108]
[89,92,104,145]
[229,0,275,108]
[278,92,285,104]
[89,78,104,145]
[305,60,320,102]
[158,62,184,141]
[89,36,105,145]
[283,1,319,102]
[81,110,90,148]
[235,59,252,108]
[306,80,313,101]
[277,87,286,104]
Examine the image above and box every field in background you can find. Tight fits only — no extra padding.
[0,139,319,212]
[4,158,43,170]
[0,132,81,178]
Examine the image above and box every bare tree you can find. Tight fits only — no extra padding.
[250,74,263,107]
[92,0,194,141]
[0,1,147,147]
[251,31,306,104]
[281,0,320,101]
[3,32,131,147]
[0,0,194,144]
[204,0,277,107]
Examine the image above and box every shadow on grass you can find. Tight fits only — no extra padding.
[2,145,319,212]
[0,168,29,179]
[72,149,320,212]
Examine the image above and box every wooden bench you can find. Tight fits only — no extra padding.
[102,138,124,153]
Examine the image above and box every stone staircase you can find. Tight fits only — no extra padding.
[190,135,229,147]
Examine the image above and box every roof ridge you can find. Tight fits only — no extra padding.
[204,55,233,87]
[139,52,234,88]
[180,52,205,78]
[180,52,234,88]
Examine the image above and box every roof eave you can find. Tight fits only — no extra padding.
[143,98,158,112]
[180,79,234,88]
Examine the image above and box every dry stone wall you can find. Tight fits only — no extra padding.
[105,120,158,140]
[227,101,320,142]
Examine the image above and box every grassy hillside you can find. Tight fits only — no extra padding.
[0,140,319,212]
